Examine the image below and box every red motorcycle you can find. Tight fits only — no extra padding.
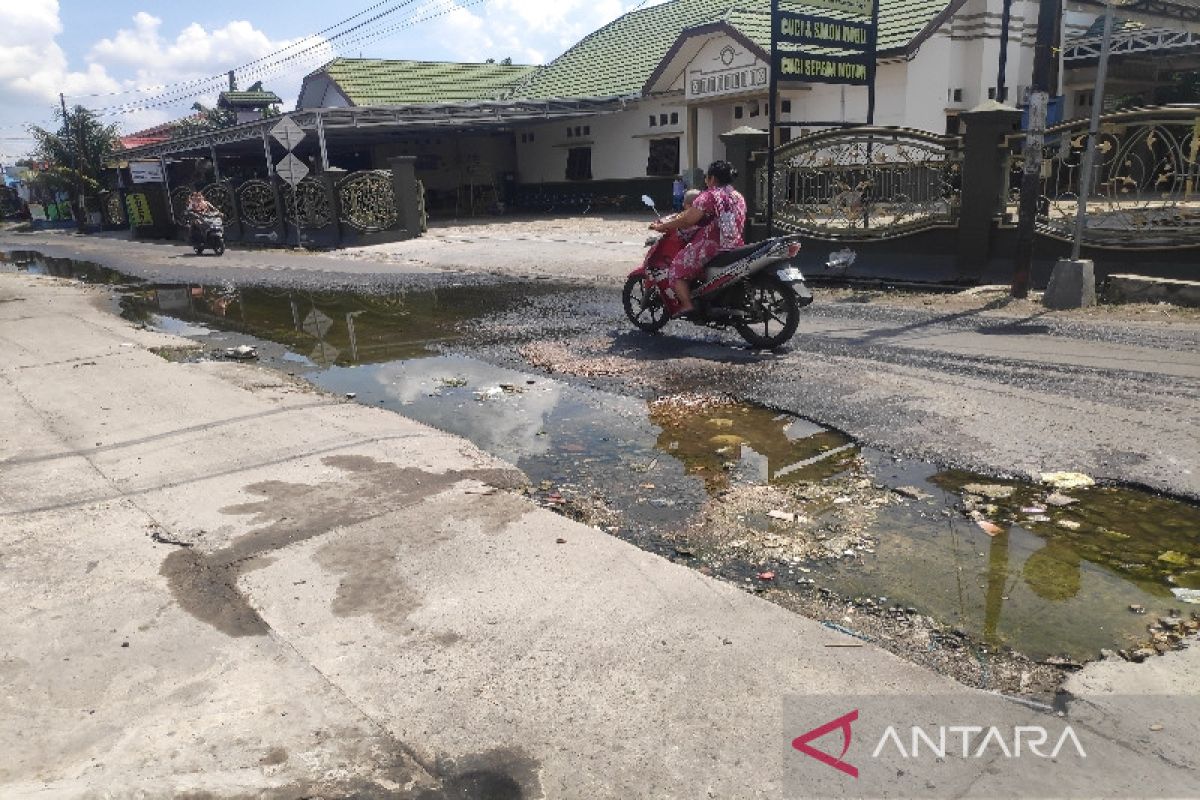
[622,195,813,349]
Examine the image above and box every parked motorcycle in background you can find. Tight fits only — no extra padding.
[622,195,812,349]
[189,213,226,256]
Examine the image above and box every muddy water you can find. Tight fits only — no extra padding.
[6,249,1199,663]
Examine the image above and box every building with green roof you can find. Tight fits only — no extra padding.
[298,58,537,107]
[288,0,1121,209]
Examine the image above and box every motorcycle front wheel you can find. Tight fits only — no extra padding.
[622,276,668,333]
[735,277,801,349]
[193,245,204,255]
[212,240,225,256]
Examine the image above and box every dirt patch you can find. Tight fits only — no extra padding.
[518,339,638,379]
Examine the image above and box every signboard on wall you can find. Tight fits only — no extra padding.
[686,43,770,101]
[129,161,164,183]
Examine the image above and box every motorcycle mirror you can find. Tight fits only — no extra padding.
[640,194,655,208]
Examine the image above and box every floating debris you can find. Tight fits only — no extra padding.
[1040,472,1096,490]
[223,344,257,360]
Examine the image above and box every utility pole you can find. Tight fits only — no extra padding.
[1010,0,1060,298]
[997,0,1013,103]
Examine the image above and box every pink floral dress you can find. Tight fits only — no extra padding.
[668,185,747,283]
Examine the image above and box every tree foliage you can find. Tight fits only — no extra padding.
[26,105,119,200]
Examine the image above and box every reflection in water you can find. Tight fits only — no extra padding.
[650,403,858,492]
[114,282,533,367]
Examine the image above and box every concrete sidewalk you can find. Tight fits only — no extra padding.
[1,272,1196,798]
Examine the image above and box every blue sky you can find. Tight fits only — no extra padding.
[0,0,652,161]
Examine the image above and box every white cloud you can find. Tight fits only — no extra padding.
[0,3,333,158]
[426,0,643,66]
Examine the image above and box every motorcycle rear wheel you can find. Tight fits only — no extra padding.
[622,276,668,333]
[735,277,801,349]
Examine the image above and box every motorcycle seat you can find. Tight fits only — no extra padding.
[703,242,762,272]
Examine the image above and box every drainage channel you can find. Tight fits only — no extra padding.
[6,249,1199,690]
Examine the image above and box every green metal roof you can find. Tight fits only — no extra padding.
[511,0,958,99]
[321,58,538,105]
[218,90,283,108]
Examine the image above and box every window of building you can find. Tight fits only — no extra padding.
[649,115,657,126]
[670,112,679,125]
[566,147,592,180]
[945,115,960,136]
[1076,90,1094,106]
[987,87,997,100]
[952,88,963,103]
[528,132,535,142]
[566,127,573,137]
[779,127,792,144]
[583,125,590,136]
[734,106,744,119]
[748,101,760,117]
[781,99,792,114]
[646,137,680,177]
[659,113,669,126]
[575,126,583,137]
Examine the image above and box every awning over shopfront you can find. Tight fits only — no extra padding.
[116,97,631,166]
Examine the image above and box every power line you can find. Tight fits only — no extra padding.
[67,0,413,101]
[86,0,456,118]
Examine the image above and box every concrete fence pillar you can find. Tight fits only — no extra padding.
[719,126,769,241]
[388,156,422,239]
[955,102,1024,279]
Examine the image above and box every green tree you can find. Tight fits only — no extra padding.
[26,105,119,214]
[176,101,235,136]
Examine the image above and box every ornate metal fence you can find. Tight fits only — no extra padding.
[237,180,278,228]
[101,192,125,227]
[1003,106,1200,249]
[337,170,397,232]
[201,182,236,222]
[758,127,963,240]
[282,177,333,230]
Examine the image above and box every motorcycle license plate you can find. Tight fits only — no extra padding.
[776,266,805,282]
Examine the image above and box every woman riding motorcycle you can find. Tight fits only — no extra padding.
[649,160,747,318]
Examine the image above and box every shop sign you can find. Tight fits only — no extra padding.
[129,161,164,183]
[773,51,872,85]
[777,12,875,51]
[687,44,770,100]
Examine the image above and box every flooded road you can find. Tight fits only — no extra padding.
[5,249,1198,672]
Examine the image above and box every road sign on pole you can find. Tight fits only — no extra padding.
[274,153,309,187]
[270,116,306,152]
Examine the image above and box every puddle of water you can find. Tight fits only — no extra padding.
[8,248,1199,663]
[817,458,1200,660]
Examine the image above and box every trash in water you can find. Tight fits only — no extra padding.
[224,344,258,359]
[962,483,1015,500]
[1057,519,1082,530]
[757,571,775,581]
[1170,588,1200,604]
[1040,472,1096,489]
[473,386,504,401]
[1045,492,1079,507]
[894,486,931,500]
[976,519,1004,536]
[1021,506,1048,515]
[767,510,796,523]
